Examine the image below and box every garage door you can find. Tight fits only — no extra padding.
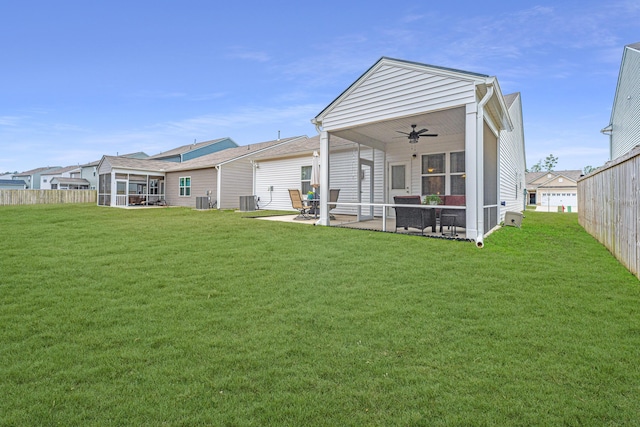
[540,191,577,207]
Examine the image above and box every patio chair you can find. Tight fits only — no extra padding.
[438,195,466,234]
[393,196,437,235]
[329,189,340,220]
[439,208,466,234]
[288,189,313,220]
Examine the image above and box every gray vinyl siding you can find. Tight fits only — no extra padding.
[98,158,113,175]
[499,93,526,219]
[321,63,476,131]
[611,46,640,159]
[218,161,253,209]
[165,168,216,208]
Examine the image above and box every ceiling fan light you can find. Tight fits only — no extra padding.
[409,136,419,144]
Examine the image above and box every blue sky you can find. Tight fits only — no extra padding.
[1,0,638,173]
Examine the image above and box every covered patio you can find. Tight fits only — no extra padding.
[310,57,519,247]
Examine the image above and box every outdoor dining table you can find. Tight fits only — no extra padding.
[306,198,320,219]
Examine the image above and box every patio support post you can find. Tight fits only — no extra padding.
[110,171,116,207]
[465,103,479,241]
[318,130,330,226]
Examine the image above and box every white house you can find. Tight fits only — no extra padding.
[311,57,526,247]
[601,42,640,159]
[40,165,89,190]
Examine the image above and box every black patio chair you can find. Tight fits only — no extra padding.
[393,196,437,235]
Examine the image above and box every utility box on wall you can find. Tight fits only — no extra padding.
[504,211,523,227]
[239,196,256,211]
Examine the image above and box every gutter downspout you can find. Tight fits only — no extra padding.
[215,165,221,209]
[475,84,494,248]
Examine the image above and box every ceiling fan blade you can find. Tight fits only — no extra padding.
[396,131,410,135]
[415,128,429,134]
[418,133,438,137]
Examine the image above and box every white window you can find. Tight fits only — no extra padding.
[421,152,465,196]
[179,177,191,196]
[301,166,312,194]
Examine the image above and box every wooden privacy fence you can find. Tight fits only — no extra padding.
[0,190,97,206]
[578,146,640,280]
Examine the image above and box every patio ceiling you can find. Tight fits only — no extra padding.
[328,106,466,151]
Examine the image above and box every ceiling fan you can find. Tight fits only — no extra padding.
[396,124,438,143]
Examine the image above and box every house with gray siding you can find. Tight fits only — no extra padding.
[165,136,305,209]
[13,166,62,189]
[602,42,640,159]
[96,136,306,208]
[311,57,526,246]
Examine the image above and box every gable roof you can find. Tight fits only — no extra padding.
[503,92,519,108]
[148,138,235,160]
[170,136,307,171]
[99,156,176,172]
[314,56,493,123]
[50,177,91,185]
[41,165,80,175]
[0,179,26,186]
[15,166,61,176]
[526,170,583,190]
[251,134,358,161]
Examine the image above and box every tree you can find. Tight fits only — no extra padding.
[543,154,558,171]
[583,165,597,175]
[528,160,542,172]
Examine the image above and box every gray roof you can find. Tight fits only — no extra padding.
[503,92,519,108]
[148,138,230,159]
[627,42,640,51]
[0,179,26,185]
[526,170,583,190]
[101,156,176,172]
[15,166,61,176]
[251,134,357,160]
[170,137,305,171]
[41,165,80,175]
[50,177,90,185]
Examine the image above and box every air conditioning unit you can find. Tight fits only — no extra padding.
[239,195,256,211]
[504,211,523,228]
[196,197,209,209]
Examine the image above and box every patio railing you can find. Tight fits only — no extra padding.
[327,201,465,232]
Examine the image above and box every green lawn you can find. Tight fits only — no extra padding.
[1,204,639,426]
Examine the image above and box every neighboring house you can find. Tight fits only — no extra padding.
[164,136,305,209]
[96,157,175,207]
[80,160,100,190]
[96,136,305,208]
[310,57,526,246]
[13,166,61,189]
[526,170,582,212]
[500,93,527,215]
[0,179,27,189]
[601,42,640,160]
[148,138,238,162]
[40,165,89,189]
[579,41,640,280]
[49,177,91,190]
